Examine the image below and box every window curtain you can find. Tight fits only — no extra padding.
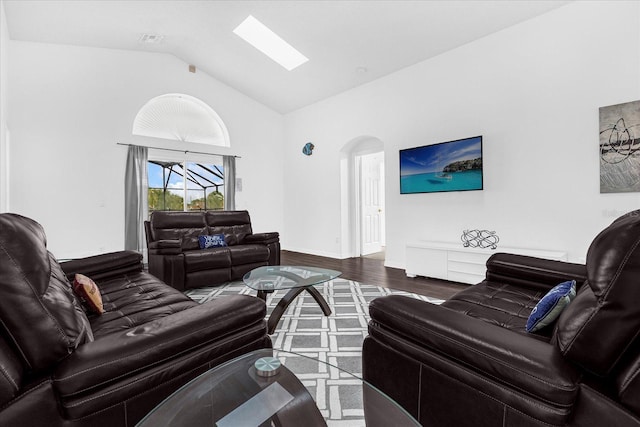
[223,155,236,210]
[124,145,148,255]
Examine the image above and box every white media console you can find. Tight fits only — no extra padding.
[405,241,568,285]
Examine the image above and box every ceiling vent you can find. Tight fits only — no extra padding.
[139,34,165,44]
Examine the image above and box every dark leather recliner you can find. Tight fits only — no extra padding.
[363,210,640,426]
[145,210,280,290]
[0,213,271,426]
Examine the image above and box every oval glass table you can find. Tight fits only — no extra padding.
[137,349,420,426]
[243,266,342,334]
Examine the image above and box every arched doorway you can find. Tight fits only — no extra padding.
[339,136,385,259]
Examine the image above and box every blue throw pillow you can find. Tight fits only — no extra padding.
[198,234,227,249]
[526,280,577,333]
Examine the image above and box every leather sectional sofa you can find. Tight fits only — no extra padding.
[364,210,640,426]
[0,213,271,426]
[145,210,280,290]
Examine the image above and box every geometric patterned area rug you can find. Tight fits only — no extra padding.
[185,279,443,424]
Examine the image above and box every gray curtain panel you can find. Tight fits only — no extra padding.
[124,145,148,253]
[223,155,236,210]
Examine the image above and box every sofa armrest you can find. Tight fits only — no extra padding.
[368,295,580,406]
[243,232,280,245]
[60,251,143,282]
[54,295,267,397]
[486,252,587,292]
[148,239,183,255]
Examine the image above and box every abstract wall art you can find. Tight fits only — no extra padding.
[599,100,640,193]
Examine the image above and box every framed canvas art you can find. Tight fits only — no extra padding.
[600,100,640,193]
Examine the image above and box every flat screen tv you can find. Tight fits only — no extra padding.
[400,135,483,194]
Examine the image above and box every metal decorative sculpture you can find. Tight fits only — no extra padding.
[461,229,500,249]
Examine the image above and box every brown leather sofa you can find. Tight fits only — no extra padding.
[363,210,640,426]
[145,210,280,290]
[0,213,271,427]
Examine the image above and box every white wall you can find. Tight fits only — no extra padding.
[8,41,284,258]
[0,1,9,212]
[283,1,640,265]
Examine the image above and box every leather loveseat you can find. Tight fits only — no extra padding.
[363,210,640,426]
[0,213,271,426]
[145,210,280,290]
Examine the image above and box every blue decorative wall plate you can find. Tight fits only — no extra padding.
[302,142,315,156]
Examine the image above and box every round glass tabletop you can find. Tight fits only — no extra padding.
[243,265,342,291]
[137,349,419,426]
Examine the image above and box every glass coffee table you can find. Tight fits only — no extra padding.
[243,266,341,334]
[137,349,419,426]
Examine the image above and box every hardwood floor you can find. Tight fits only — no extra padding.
[280,250,468,300]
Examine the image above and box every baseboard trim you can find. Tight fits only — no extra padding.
[281,246,346,260]
[383,259,404,270]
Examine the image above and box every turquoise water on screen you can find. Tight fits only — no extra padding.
[401,170,482,194]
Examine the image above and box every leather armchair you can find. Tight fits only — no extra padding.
[363,210,640,426]
[0,213,271,426]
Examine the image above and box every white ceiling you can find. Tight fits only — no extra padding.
[3,0,570,114]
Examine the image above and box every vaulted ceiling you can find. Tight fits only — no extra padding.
[3,0,570,113]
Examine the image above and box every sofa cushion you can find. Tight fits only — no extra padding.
[150,211,206,233]
[0,214,93,372]
[526,280,576,333]
[198,234,227,249]
[206,210,253,245]
[150,211,208,245]
[89,271,197,337]
[443,281,546,338]
[184,248,232,273]
[73,274,105,315]
[228,245,270,265]
[0,335,24,407]
[180,235,200,251]
[61,251,144,282]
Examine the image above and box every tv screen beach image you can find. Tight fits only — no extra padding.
[400,136,483,194]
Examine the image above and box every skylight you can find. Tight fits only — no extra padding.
[233,15,309,71]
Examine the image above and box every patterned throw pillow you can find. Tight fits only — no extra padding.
[198,234,227,249]
[73,274,105,314]
[526,280,576,333]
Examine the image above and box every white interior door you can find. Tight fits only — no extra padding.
[360,152,384,255]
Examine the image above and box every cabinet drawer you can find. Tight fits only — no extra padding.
[447,250,492,265]
[448,260,487,276]
[406,247,448,279]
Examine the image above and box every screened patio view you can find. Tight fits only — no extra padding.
[148,160,224,213]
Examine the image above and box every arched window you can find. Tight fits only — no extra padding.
[132,93,230,147]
